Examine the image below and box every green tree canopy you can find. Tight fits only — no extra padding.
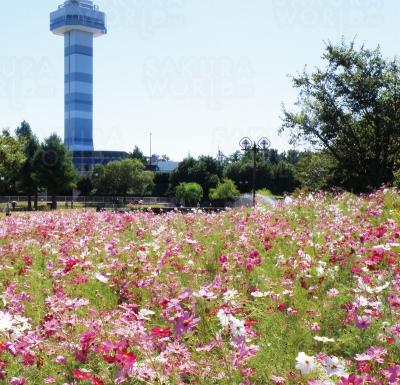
[15,120,33,140]
[13,124,42,209]
[32,133,79,209]
[209,179,241,201]
[128,146,148,165]
[0,129,26,186]
[168,155,223,198]
[92,158,154,196]
[294,151,339,191]
[175,182,203,205]
[279,38,400,191]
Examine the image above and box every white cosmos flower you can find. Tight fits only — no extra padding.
[94,271,109,283]
[0,311,31,340]
[295,352,316,374]
[355,295,368,307]
[324,356,346,377]
[230,317,246,337]
[217,310,232,327]
[223,289,238,302]
[313,336,335,343]
[138,308,155,317]
[366,282,389,293]
[0,311,14,332]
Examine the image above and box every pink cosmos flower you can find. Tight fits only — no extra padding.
[310,322,320,332]
[72,369,92,380]
[354,353,371,361]
[9,378,28,385]
[231,342,254,366]
[270,375,285,385]
[326,288,339,298]
[52,355,67,364]
[79,328,97,347]
[166,341,189,356]
[354,315,371,330]
[173,311,201,336]
[366,346,387,363]
[43,318,61,332]
[337,373,363,385]
[385,364,400,383]
[115,349,137,369]
[391,323,400,338]
[151,326,171,338]
[193,289,217,300]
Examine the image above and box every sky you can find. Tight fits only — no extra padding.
[1,0,399,161]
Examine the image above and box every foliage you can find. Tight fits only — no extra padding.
[280,38,400,191]
[92,158,154,196]
[209,178,240,201]
[13,122,42,209]
[150,172,171,197]
[127,145,148,165]
[31,133,80,209]
[294,150,339,191]
[168,156,223,197]
[76,175,93,196]
[224,158,297,196]
[151,154,172,162]
[0,128,26,183]
[175,181,203,204]
[15,120,33,139]
[256,188,273,197]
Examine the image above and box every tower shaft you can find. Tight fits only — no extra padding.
[65,30,94,151]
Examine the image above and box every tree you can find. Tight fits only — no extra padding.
[279,38,400,191]
[91,158,154,196]
[76,175,93,196]
[150,172,170,197]
[128,146,148,165]
[294,151,339,191]
[13,123,42,210]
[158,154,171,162]
[15,120,33,139]
[0,129,26,188]
[175,182,203,205]
[32,133,80,209]
[209,179,241,201]
[168,155,223,198]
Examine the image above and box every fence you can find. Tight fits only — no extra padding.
[0,196,179,205]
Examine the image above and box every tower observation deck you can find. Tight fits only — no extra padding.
[50,0,107,151]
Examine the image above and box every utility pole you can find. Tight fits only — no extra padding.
[150,132,152,166]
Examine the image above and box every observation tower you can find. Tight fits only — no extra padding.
[50,0,107,152]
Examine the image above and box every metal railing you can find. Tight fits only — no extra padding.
[0,196,179,205]
[59,0,99,11]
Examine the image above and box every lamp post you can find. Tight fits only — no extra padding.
[239,137,271,207]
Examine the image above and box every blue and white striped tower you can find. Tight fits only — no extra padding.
[50,0,107,151]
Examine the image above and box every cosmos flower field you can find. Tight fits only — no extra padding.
[0,189,399,385]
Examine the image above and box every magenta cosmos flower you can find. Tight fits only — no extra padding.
[174,311,201,336]
[354,315,371,330]
[337,373,363,385]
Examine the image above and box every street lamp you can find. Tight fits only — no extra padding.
[239,137,271,207]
